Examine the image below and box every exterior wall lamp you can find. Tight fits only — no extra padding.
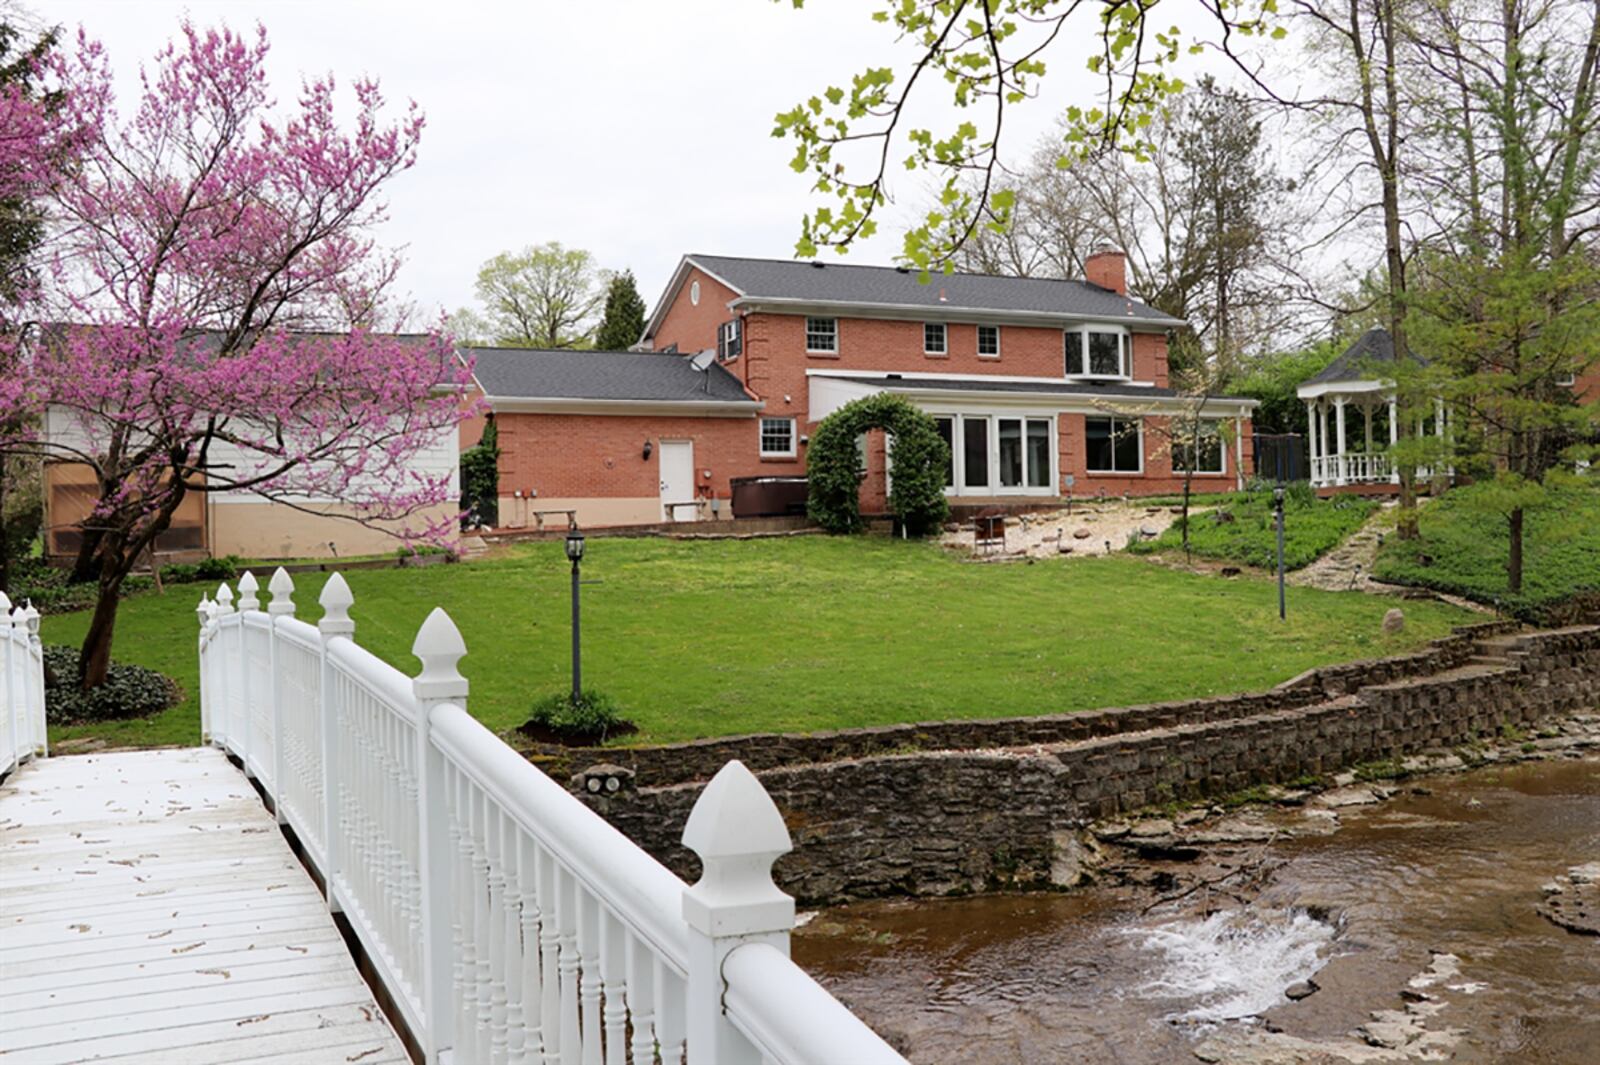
[642,440,653,461]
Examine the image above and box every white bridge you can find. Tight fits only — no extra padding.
[0,573,905,1065]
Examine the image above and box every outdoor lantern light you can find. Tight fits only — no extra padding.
[565,529,586,563]
[566,526,586,701]
[1273,484,1288,621]
[642,440,653,461]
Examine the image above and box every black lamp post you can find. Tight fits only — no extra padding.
[1273,484,1287,621]
[565,528,586,701]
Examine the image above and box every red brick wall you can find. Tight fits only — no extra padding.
[650,266,741,357]
[494,411,799,504]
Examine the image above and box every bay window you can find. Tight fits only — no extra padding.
[1064,327,1130,379]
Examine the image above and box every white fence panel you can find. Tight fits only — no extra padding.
[200,568,906,1065]
[0,593,48,776]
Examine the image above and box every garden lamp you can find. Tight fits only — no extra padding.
[565,529,586,563]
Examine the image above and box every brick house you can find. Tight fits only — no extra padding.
[478,251,1260,528]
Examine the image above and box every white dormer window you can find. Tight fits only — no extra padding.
[1064,326,1130,379]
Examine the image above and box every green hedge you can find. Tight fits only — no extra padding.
[1131,486,1378,570]
[806,393,949,536]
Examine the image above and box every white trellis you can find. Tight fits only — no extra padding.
[0,591,48,778]
[200,568,905,1065]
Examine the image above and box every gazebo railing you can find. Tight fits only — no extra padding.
[199,568,907,1065]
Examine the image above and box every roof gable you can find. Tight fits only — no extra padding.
[1302,328,1427,387]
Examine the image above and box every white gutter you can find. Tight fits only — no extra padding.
[484,395,763,417]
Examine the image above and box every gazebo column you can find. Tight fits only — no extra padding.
[1388,395,1400,484]
[1363,401,1374,480]
[1305,400,1319,485]
[1334,397,1349,486]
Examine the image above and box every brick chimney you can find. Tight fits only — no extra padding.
[1084,247,1127,295]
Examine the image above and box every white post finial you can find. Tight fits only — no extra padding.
[196,595,210,630]
[0,591,11,615]
[682,760,795,936]
[19,603,40,643]
[412,607,469,703]
[267,567,296,617]
[682,760,795,1064]
[214,582,234,614]
[236,570,260,612]
[318,572,355,638]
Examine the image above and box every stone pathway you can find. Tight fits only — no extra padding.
[1288,504,1393,592]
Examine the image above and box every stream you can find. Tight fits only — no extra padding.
[794,756,1600,1063]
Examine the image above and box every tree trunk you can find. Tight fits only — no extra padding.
[78,568,125,691]
[69,525,103,584]
[1507,506,1524,597]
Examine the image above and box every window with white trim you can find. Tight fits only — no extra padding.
[1556,371,1578,387]
[717,319,742,361]
[1064,327,1130,379]
[924,322,947,355]
[1173,419,1226,475]
[760,417,797,458]
[806,317,838,353]
[1085,416,1142,473]
[977,324,1000,357]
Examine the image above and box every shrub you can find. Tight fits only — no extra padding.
[807,393,950,536]
[461,420,500,528]
[523,688,631,745]
[42,644,178,725]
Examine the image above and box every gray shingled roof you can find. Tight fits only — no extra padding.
[688,254,1183,325]
[1303,328,1427,386]
[468,347,754,404]
[832,374,1256,404]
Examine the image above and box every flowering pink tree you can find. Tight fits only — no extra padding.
[3,22,473,689]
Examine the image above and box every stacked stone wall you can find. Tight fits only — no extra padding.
[576,623,1593,904]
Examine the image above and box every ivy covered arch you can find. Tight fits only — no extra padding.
[806,393,951,536]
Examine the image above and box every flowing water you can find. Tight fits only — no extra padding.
[794,758,1600,1063]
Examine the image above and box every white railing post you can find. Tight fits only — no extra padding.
[1,592,15,767]
[681,761,795,1065]
[214,583,235,753]
[196,595,213,744]
[20,604,42,758]
[318,573,355,913]
[411,608,468,1063]
[236,572,259,779]
[267,568,296,825]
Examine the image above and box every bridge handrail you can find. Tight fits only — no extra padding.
[199,567,906,1065]
[0,593,47,777]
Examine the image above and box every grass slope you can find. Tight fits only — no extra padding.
[44,538,1473,749]
[1373,482,1600,614]
[1132,488,1378,570]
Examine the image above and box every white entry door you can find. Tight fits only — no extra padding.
[659,440,696,521]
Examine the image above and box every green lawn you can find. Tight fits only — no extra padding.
[1131,487,1379,570]
[1373,482,1600,614]
[44,537,1475,749]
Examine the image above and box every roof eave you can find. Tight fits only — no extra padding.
[482,395,763,417]
[729,295,1181,329]
[640,255,748,343]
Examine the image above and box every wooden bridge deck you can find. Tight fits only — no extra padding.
[0,748,408,1064]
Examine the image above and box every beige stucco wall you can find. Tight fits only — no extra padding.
[209,501,459,559]
[494,495,705,529]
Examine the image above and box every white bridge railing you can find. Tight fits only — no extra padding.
[0,592,48,778]
[199,569,905,1065]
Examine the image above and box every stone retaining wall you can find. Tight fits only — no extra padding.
[578,624,1598,905]
[527,620,1518,788]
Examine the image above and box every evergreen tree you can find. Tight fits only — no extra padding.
[593,270,648,352]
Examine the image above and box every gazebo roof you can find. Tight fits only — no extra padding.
[1301,327,1426,388]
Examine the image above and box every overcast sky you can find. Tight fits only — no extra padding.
[46,0,1139,323]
